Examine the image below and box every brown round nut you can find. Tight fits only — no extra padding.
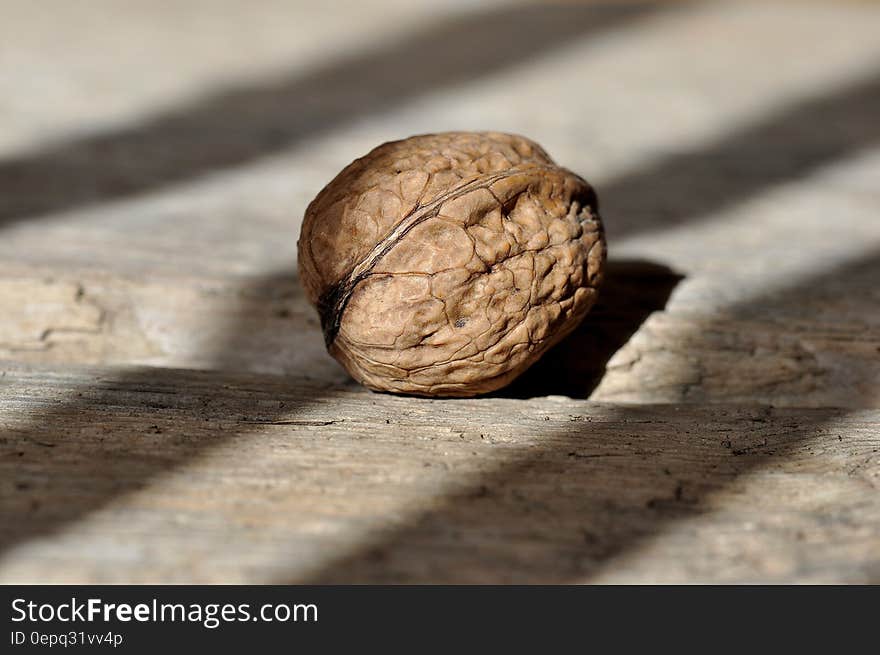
[298,131,605,397]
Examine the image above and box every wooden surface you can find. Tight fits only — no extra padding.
[1,0,879,583]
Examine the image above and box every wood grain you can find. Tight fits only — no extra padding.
[1,363,877,583]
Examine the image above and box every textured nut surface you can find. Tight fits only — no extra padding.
[298,132,605,397]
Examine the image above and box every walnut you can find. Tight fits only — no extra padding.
[297,132,605,397]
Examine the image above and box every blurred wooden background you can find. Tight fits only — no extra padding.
[1,0,878,582]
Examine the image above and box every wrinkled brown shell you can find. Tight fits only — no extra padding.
[298,132,605,397]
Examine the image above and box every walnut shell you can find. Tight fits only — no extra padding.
[297,132,605,397]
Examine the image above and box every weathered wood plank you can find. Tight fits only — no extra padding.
[2,1,880,584]
[2,255,877,406]
[0,363,877,583]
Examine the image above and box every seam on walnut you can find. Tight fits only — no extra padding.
[317,163,569,346]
